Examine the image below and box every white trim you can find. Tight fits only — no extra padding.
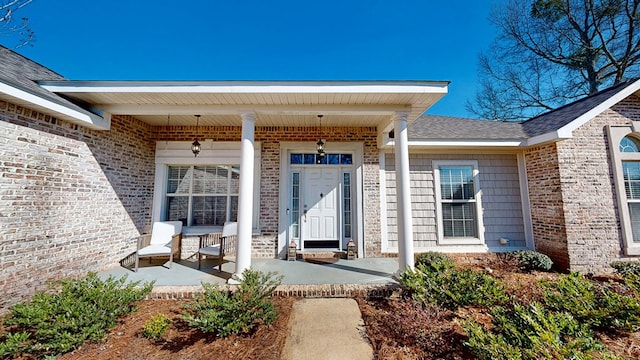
[433,160,485,245]
[517,152,535,249]
[277,141,365,259]
[0,81,109,130]
[607,125,640,255]
[40,81,450,94]
[379,152,389,253]
[381,139,526,148]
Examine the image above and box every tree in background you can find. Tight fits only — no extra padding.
[0,0,34,48]
[468,0,640,121]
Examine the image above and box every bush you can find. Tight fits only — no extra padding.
[510,250,553,272]
[542,272,640,332]
[401,263,509,311]
[611,261,640,277]
[463,302,616,359]
[1,273,153,358]
[414,252,456,272]
[181,269,282,337]
[142,313,171,340]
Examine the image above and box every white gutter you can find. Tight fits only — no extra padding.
[0,81,109,130]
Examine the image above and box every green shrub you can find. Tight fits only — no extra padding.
[142,313,171,340]
[510,250,553,272]
[181,269,282,337]
[401,263,509,311]
[0,332,30,359]
[542,272,640,332]
[1,273,153,358]
[463,302,618,359]
[414,251,456,272]
[611,261,640,277]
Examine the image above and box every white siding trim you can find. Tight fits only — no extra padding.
[517,152,535,249]
[379,152,389,253]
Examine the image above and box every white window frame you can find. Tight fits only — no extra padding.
[607,124,640,255]
[152,140,261,234]
[433,160,485,245]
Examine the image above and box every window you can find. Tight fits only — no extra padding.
[166,165,239,226]
[434,161,483,244]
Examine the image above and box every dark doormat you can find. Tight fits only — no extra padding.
[304,258,339,265]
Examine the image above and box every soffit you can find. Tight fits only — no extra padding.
[39,81,448,127]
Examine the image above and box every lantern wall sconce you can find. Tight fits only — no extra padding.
[316,114,325,163]
[191,115,201,157]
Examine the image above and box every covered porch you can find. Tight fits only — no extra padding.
[41,80,449,279]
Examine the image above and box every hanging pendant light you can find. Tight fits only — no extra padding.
[191,115,201,157]
[316,114,325,163]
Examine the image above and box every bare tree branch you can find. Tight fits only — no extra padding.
[0,0,34,48]
[470,0,640,121]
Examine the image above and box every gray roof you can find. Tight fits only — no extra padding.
[410,79,640,142]
[0,46,97,118]
[409,115,528,140]
[521,79,639,137]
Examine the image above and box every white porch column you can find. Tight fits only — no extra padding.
[393,112,415,273]
[232,112,256,282]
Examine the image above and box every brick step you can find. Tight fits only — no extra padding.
[297,251,347,260]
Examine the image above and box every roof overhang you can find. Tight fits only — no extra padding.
[0,80,109,130]
[526,78,640,146]
[39,80,449,128]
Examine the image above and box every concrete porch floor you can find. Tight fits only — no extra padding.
[98,257,400,288]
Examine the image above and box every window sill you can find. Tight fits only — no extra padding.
[438,237,484,246]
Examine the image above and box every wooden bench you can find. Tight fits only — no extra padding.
[197,222,237,271]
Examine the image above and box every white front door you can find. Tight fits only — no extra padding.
[302,168,340,249]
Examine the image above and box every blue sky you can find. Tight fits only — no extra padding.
[13,0,497,118]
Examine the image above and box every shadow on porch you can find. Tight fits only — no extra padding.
[99,257,400,291]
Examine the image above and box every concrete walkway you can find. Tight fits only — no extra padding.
[281,298,373,360]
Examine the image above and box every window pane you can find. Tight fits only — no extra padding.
[166,196,188,226]
[304,154,316,164]
[230,166,240,194]
[629,203,640,243]
[167,166,191,194]
[192,196,226,226]
[290,154,303,164]
[343,172,352,238]
[440,166,474,200]
[327,154,339,164]
[340,154,353,165]
[230,196,239,222]
[623,162,640,199]
[620,136,640,152]
[442,203,477,238]
[193,166,228,194]
[291,172,300,238]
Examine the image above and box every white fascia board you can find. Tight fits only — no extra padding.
[40,81,449,95]
[0,81,109,130]
[381,139,526,148]
[525,130,571,146]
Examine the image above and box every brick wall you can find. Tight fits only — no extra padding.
[524,143,569,269]
[525,97,640,273]
[0,101,156,313]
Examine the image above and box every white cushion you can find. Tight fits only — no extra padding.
[138,244,172,256]
[199,244,221,256]
[149,221,183,245]
[222,222,238,237]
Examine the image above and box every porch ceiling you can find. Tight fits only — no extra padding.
[39,80,449,128]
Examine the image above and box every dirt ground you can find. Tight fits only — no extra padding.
[9,256,640,359]
[57,297,295,360]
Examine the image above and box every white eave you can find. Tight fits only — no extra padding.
[38,80,449,128]
[0,80,109,130]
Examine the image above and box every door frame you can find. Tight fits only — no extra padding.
[278,141,364,258]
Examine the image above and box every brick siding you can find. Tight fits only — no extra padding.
[525,97,640,273]
[0,101,156,313]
